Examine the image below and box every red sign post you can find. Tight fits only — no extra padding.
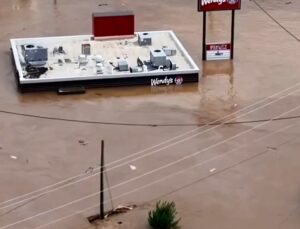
[198,0,241,60]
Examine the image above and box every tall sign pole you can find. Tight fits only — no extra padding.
[231,10,235,59]
[202,11,207,61]
[198,0,241,61]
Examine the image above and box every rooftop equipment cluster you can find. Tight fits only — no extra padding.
[19,32,178,79]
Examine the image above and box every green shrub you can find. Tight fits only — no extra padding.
[148,201,181,229]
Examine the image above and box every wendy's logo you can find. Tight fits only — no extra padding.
[227,0,239,4]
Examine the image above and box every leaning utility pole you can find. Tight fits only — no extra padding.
[100,140,105,220]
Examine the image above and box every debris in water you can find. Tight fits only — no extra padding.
[10,155,17,160]
[130,165,137,170]
[87,205,136,223]
[85,166,94,174]
[105,205,136,218]
[79,140,88,145]
[267,146,277,151]
[232,103,238,109]
[209,168,216,173]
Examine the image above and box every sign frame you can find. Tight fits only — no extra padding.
[201,9,237,61]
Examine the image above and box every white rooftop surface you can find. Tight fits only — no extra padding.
[11,31,199,84]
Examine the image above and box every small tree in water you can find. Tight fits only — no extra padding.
[148,201,181,229]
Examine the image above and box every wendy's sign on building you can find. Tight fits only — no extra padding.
[198,0,241,11]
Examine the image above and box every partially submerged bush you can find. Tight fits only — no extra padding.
[148,201,180,229]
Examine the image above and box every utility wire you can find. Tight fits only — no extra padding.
[154,136,295,201]
[33,135,298,229]
[252,0,300,42]
[2,105,299,229]
[0,108,300,127]
[104,166,114,210]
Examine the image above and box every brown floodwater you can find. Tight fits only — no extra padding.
[1,1,300,229]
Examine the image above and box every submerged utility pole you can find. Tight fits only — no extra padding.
[100,140,105,220]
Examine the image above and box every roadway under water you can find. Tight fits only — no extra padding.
[0,0,300,228]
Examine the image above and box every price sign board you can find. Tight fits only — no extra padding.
[206,43,231,60]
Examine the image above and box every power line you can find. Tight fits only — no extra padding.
[34,126,299,229]
[1,85,300,225]
[0,108,300,127]
[252,0,300,42]
[2,85,299,211]
[154,136,296,201]
[1,104,300,229]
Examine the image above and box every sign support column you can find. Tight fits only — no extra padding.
[230,10,235,59]
[202,11,207,61]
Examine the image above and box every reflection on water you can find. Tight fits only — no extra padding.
[18,84,199,104]
[11,0,38,11]
[11,0,31,11]
[198,60,237,123]
[202,60,234,76]
[11,0,58,11]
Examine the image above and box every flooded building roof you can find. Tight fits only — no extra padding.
[10,31,199,92]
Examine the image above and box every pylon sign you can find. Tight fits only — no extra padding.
[199,0,241,61]
[198,0,241,12]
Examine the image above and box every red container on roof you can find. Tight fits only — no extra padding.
[92,8,134,38]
